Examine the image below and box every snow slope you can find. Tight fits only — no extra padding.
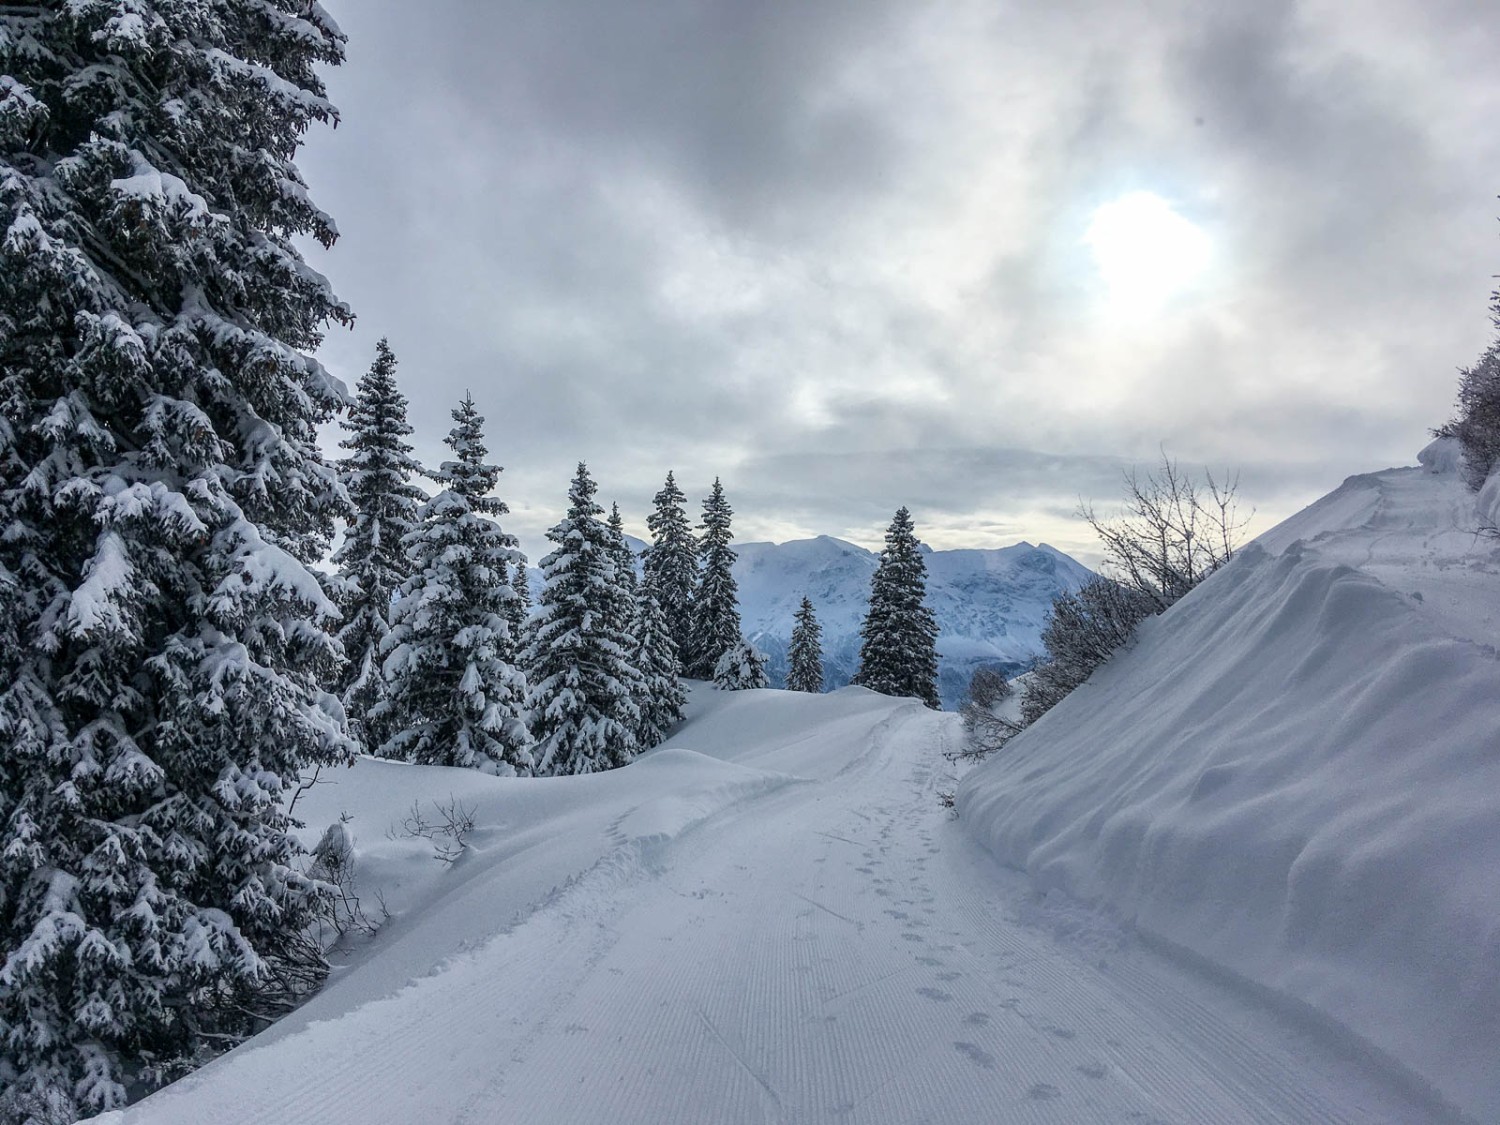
[94,685,1453,1124]
[734,536,1093,707]
[958,439,1500,1121]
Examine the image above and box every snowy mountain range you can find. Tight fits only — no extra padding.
[732,536,1095,708]
[531,535,1094,709]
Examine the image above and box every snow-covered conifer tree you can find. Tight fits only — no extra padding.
[524,464,640,775]
[607,503,638,596]
[685,478,742,679]
[0,5,353,1115]
[852,507,941,709]
[641,471,698,655]
[508,552,532,645]
[332,339,423,752]
[379,396,532,774]
[603,500,648,726]
[714,636,769,690]
[632,584,686,748]
[786,597,826,693]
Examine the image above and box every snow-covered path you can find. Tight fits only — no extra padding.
[102,690,1454,1124]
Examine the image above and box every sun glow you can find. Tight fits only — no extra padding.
[1085,192,1211,316]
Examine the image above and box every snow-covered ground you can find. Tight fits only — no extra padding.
[95,675,1459,1122]
[959,440,1500,1122]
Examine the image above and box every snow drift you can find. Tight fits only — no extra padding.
[957,440,1500,1121]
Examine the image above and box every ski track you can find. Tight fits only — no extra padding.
[107,698,1457,1125]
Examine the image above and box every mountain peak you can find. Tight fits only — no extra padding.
[735,539,1094,707]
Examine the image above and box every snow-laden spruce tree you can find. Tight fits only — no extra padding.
[508,551,532,647]
[852,507,941,709]
[331,339,423,753]
[607,502,638,596]
[0,5,353,1116]
[685,477,742,678]
[632,584,686,748]
[714,636,769,690]
[603,501,649,729]
[786,597,825,693]
[378,396,532,774]
[524,464,641,775]
[642,471,699,656]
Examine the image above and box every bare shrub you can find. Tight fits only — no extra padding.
[397,796,478,864]
[952,666,1024,762]
[1079,451,1250,613]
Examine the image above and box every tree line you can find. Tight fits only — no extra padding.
[332,338,945,783]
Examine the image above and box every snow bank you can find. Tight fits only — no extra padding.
[957,456,1500,1120]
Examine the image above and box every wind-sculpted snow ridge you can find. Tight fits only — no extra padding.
[958,437,1500,1122]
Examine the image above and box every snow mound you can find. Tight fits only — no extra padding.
[957,458,1500,1121]
[610,748,804,842]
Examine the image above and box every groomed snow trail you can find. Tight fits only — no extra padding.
[101,691,1453,1124]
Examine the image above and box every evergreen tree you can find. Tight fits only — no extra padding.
[786,597,826,693]
[641,471,698,655]
[607,503,638,595]
[603,500,648,725]
[379,396,532,774]
[633,584,686,748]
[714,636,769,690]
[0,5,353,1115]
[685,478,742,679]
[524,464,640,775]
[852,507,942,709]
[508,552,532,645]
[331,339,423,753]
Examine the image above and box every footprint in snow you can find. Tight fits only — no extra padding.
[916,987,952,1002]
[915,956,943,967]
[1049,1027,1076,1040]
[962,1012,991,1026]
[900,932,925,942]
[936,971,961,982]
[1026,1083,1062,1100]
[1077,1062,1107,1079]
[954,1042,996,1070]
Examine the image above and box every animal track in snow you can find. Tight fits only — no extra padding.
[954,1042,996,1070]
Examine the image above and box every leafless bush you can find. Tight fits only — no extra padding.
[309,814,389,942]
[1446,339,1500,490]
[950,666,1024,762]
[1079,451,1251,612]
[1020,577,1155,724]
[397,796,478,864]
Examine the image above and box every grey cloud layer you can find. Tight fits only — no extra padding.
[301,0,1500,562]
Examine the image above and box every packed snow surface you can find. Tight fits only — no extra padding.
[959,440,1500,1122]
[97,684,1457,1122]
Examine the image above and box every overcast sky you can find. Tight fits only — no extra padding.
[299,0,1500,566]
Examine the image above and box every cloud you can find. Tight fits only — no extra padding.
[299,0,1500,565]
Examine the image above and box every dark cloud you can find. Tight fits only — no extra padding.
[299,0,1500,563]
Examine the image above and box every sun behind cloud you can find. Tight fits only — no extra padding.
[1084,191,1212,317]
